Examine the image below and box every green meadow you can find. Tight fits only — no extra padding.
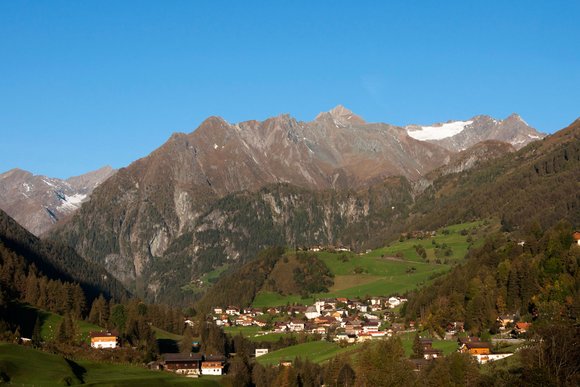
[252,221,490,307]
[0,343,221,386]
[256,340,362,365]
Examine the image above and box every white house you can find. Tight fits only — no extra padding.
[305,306,321,320]
[255,348,269,358]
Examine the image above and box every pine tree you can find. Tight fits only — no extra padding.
[412,332,425,359]
[180,325,194,353]
[32,315,42,347]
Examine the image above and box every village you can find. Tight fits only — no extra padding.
[87,294,529,378]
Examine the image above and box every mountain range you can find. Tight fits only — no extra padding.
[0,166,115,236]
[0,106,550,303]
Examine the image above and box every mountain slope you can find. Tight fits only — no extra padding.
[0,209,128,300]
[410,118,580,232]
[48,108,550,304]
[0,166,115,236]
[406,114,545,151]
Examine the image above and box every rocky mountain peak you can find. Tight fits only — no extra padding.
[315,105,366,126]
[0,166,116,236]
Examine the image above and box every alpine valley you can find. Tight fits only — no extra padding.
[1,105,579,386]
[5,105,547,303]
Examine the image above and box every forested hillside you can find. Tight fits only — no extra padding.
[0,209,128,301]
[410,119,580,232]
[195,247,333,313]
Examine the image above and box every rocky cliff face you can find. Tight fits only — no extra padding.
[0,166,115,236]
[406,114,545,152]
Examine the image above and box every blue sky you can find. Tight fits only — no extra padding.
[1,1,578,178]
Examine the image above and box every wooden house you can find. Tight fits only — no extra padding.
[163,353,203,376]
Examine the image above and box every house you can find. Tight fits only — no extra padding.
[335,333,357,344]
[573,231,580,246]
[255,348,269,358]
[288,320,305,332]
[90,331,118,349]
[388,297,401,308]
[225,306,240,316]
[305,306,321,320]
[420,338,442,359]
[213,307,223,314]
[201,355,225,375]
[357,332,373,342]
[362,321,381,333]
[163,353,203,376]
[460,342,492,355]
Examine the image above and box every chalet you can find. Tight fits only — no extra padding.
[357,332,373,342]
[201,355,225,376]
[255,348,269,358]
[460,342,492,355]
[573,231,580,246]
[225,306,240,316]
[213,307,223,314]
[90,331,118,349]
[163,353,203,376]
[336,297,349,304]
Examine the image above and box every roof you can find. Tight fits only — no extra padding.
[163,353,203,362]
[573,231,580,240]
[465,342,492,349]
[204,354,225,362]
[89,331,118,338]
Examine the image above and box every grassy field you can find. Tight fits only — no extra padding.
[372,220,486,263]
[252,221,491,307]
[40,310,104,343]
[256,340,361,365]
[0,343,221,386]
[8,303,104,344]
[223,326,299,343]
[398,332,459,357]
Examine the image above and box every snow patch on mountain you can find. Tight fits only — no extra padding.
[407,121,473,141]
[57,193,87,212]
